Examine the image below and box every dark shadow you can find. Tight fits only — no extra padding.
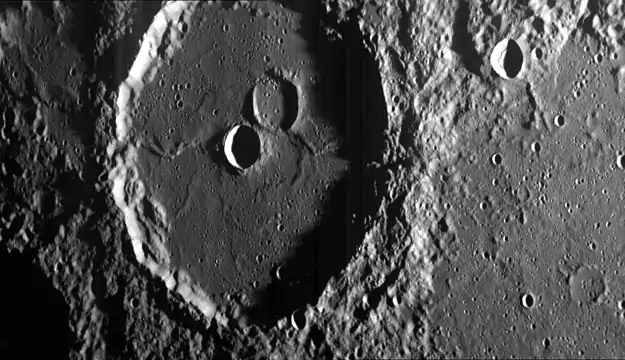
[491,14,503,32]
[5,1,164,150]
[53,1,161,79]
[46,1,164,88]
[65,1,163,148]
[243,1,388,328]
[451,0,483,77]
[531,17,544,34]
[263,71,300,131]
[141,266,236,359]
[579,15,599,39]
[80,200,128,359]
[503,39,523,78]
[0,249,74,359]
[36,160,98,245]
[97,1,165,87]
[0,2,21,13]
[231,125,261,168]
[1,3,164,358]
[278,77,299,131]
[200,128,244,177]
[90,271,127,358]
[241,87,258,126]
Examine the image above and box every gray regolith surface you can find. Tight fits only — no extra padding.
[2,0,625,359]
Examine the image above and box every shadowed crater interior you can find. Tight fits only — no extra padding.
[224,125,261,170]
[244,2,388,327]
[0,249,73,359]
[503,39,523,78]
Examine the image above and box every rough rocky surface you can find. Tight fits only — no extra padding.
[1,0,625,359]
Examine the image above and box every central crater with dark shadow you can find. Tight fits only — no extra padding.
[224,125,261,170]
[135,1,388,327]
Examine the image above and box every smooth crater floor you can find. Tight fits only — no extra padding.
[135,2,387,325]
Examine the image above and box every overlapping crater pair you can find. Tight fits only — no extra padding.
[220,72,299,172]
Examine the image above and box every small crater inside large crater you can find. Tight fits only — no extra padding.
[569,265,606,306]
[134,2,388,326]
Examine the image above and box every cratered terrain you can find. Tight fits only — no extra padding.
[1,0,625,359]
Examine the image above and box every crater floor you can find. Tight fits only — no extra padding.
[2,0,625,359]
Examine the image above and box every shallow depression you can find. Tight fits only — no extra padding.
[251,73,299,131]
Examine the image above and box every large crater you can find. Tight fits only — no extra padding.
[132,2,387,326]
